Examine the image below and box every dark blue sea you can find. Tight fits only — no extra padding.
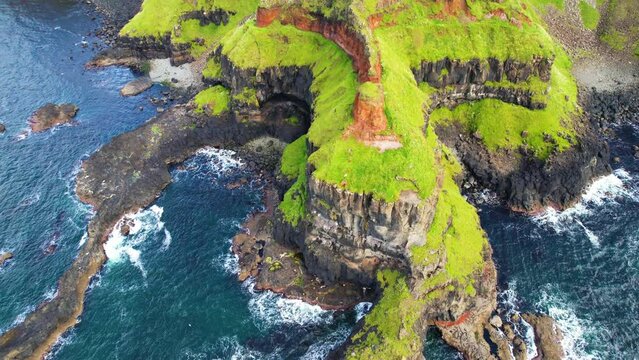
[0,1,637,359]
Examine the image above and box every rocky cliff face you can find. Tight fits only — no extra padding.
[295,177,437,286]
[413,56,610,212]
[415,57,553,110]
[436,121,610,212]
[413,57,554,87]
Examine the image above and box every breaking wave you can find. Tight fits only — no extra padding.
[533,169,637,248]
[244,280,334,330]
[535,286,601,360]
[498,281,538,360]
[104,205,172,278]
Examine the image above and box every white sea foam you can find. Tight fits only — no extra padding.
[244,280,334,330]
[201,336,274,360]
[536,288,601,360]
[104,205,172,277]
[300,324,352,360]
[78,232,88,248]
[220,250,240,275]
[196,147,244,174]
[533,169,637,247]
[498,281,539,360]
[354,302,373,321]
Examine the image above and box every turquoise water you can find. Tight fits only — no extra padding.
[1,1,638,359]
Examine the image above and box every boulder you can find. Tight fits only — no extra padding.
[522,313,565,359]
[120,77,153,97]
[0,123,5,133]
[489,315,503,328]
[29,103,78,132]
[0,252,13,267]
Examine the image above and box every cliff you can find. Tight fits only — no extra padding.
[0,0,605,358]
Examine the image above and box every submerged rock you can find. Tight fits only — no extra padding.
[522,313,565,359]
[29,103,78,132]
[120,77,153,96]
[0,252,13,267]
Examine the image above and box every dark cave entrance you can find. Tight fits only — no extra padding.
[259,93,311,144]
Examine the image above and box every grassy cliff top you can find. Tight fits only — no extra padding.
[118,0,584,356]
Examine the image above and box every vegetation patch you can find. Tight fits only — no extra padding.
[121,0,259,57]
[411,148,486,296]
[279,135,308,226]
[601,29,628,51]
[429,52,577,159]
[579,0,600,30]
[346,270,424,359]
[202,59,222,80]
[194,86,230,115]
[233,87,259,108]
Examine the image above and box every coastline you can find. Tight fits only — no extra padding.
[1,0,637,358]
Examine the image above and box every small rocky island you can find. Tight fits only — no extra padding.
[29,103,78,132]
[2,0,636,358]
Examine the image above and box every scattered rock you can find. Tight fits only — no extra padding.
[120,77,153,97]
[44,242,58,256]
[511,313,521,323]
[489,315,503,328]
[0,252,14,267]
[503,323,516,340]
[120,224,131,236]
[226,177,249,190]
[29,103,78,132]
[512,337,527,360]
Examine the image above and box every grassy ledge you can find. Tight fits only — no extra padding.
[279,135,308,225]
[194,86,230,115]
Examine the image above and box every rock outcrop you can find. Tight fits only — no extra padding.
[413,57,554,87]
[120,76,153,96]
[28,103,78,133]
[0,252,13,267]
[523,313,566,359]
[436,121,610,212]
[256,4,393,142]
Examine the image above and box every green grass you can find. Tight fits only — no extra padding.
[121,0,259,57]
[525,0,565,11]
[222,21,438,202]
[410,148,487,296]
[429,51,577,159]
[599,0,639,53]
[194,86,230,115]
[357,81,383,104]
[601,29,628,51]
[202,59,222,80]
[120,0,195,37]
[233,87,259,107]
[279,135,308,225]
[346,270,424,359]
[579,0,600,30]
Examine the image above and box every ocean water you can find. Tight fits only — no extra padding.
[0,1,637,359]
